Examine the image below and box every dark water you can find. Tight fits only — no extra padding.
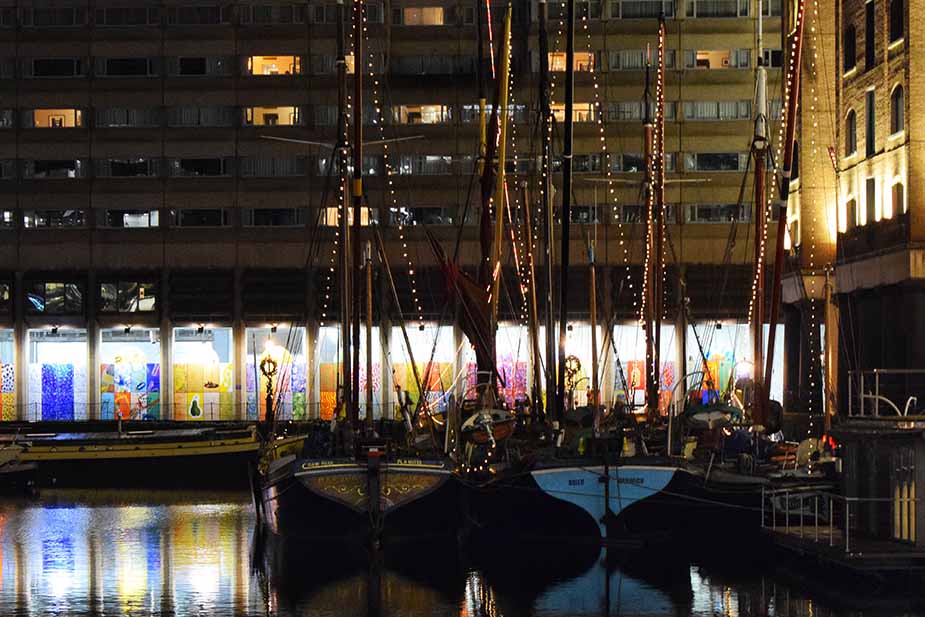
[0,491,920,617]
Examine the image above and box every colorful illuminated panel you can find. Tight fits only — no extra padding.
[245,326,307,421]
[0,329,14,420]
[685,322,784,404]
[172,328,233,421]
[390,324,454,416]
[314,326,382,420]
[463,324,530,408]
[100,328,161,420]
[612,324,678,414]
[538,323,603,410]
[27,328,88,421]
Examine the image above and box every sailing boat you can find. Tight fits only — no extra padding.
[254,0,458,548]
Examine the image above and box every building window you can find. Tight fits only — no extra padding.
[890,85,904,134]
[95,7,160,26]
[892,181,905,215]
[791,142,800,181]
[24,160,85,179]
[610,49,676,70]
[398,155,454,175]
[168,56,232,76]
[26,282,83,314]
[167,106,235,127]
[889,0,903,42]
[844,25,857,72]
[392,105,452,125]
[96,57,157,77]
[169,158,231,177]
[96,108,161,128]
[611,0,676,19]
[866,89,876,157]
[239,158,306,177]
[391,55,458,75]
[23,210,85,228]
[683,100,750,120]
[171,209,230,227]
[23,7,86,27]
[244,106,302,126]
[865,177,877,223]
[845,198,857,230]
[686,0,747,17]
[28,58,84,78]
[0,210,14,227]
[242,209,308,226]
[101,210,160,228]
[762,49,784,68]
[397,7,445,25]
[0,161,15,180]
[167,5,231,25]
[548,52,596,72]
[96,159,161,178]
[550,103,596,122]
[241,5,298,24]
[0,109,12,128]
[865,1,875,70]
[100,281,157,312]
[25,109,82,128]
[549,1,603,18]
[684,49,749,69]
[245,55,302,75]
[845,109,857,155]
[688,204,748,223]
[684,152,745,172]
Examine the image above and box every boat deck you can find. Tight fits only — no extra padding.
[764,526,925,572]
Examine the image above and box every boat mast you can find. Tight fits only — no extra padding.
[751,0,768,425]
[522,183,544,413]
[350,0,365,430]
[488,4,513,396]
[366,242,374,429]
[653,20,667,420]
[336,0,353,429]
[555,0,575,423]
[764,0,807,413]
[589,240,600,430]
[477,0,487,175]
[642,45,659,422]
[539,0,556,420]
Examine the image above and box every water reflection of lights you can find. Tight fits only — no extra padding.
[463,572,499,617]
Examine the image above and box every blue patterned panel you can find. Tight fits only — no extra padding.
[55,364,75,421]
[41,364,56,420]
[100,392,115,418]
[146,363,160,392]
[246,392,257,420]
[0,364,13,393]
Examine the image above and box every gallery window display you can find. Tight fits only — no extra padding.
[0,329,14,420]
[538,323,602,409]
[100,328,161,420]
[390,324,455,415]
[172,328,233,420]
[27,328,88,420]
[685,322,784,404]
[245,326,307,421]
[314,326,382,420]
[463,324,530,407]
[612,323,678,413]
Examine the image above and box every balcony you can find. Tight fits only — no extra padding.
[837,212,910,263]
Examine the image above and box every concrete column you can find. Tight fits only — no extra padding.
[13,271,26,421]
[86,271,98,420]
[233,267,245,421]
[159,268,172,421]
[379,270,394,419]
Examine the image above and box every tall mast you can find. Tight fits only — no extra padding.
[589,241,600,431]
[351,0,364,429]
[642,45,658,422]
[555,0,575,423]
[336,0,352,427]
[488,4,513,392]
[752,0,768,424]
[653,20,667,420]
[764,0,807,413]
[477,0,487,175]
[539,0,556,420]
[522,183,544,411]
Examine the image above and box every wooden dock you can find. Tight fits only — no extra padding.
[764,526,925,572]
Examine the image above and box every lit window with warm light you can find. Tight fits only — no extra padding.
[550,103,596,123]
[246,55,301,76]
[244,106,301,126]
[393,104,452,125]
[29,108,82,128]
[399,7,443,25]
[548,52,595,72]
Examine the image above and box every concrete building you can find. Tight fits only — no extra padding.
[0,0,785,422]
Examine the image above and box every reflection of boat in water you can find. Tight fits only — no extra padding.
[253,525,464,616]
[467,539,692,617]
[0,422,258,488]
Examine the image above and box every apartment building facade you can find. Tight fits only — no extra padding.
[0,0,785,422]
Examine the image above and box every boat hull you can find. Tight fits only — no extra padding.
[261,459,460,544]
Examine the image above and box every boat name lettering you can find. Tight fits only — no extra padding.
[396,458,424,465]
[616,477,644,485]
[568,479,584,486]
[301,461,337,469]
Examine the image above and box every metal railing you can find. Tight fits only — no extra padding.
[847,368,925,417]
[761,487,917,555]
